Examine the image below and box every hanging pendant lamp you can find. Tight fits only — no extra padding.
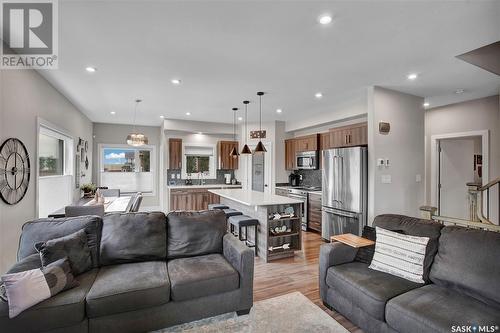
[240,101,252,154]
[254,92,267,153]
[126,99,149,146]
[229,107,240,158]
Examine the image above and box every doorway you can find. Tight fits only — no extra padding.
[252,153,265,192]
[243,141,272,194]
[438,137,482,218]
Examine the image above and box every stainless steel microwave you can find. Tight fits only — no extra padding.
[296,151,319,169]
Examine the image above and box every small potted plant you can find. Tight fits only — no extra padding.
[81,183,96,198]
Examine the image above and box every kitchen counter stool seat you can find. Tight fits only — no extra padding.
[208,204,229,210]
[222,208,243,218]
[228,215,259,256]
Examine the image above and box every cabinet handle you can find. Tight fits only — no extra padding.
[349,135,352,144]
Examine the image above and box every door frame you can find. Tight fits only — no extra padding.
[430,130,489,214]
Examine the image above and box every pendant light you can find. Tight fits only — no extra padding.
[126,99,149,146]
[254,92,267,153]
[240,100,252,154]
[229,107,240,158]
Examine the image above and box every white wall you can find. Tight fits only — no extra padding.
[367,87,425,224]
[92,123,161,208]
[425,95,500,224]
[0,68,93,274]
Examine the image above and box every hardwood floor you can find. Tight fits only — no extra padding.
[253,231,363,333]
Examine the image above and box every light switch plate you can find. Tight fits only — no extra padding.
[377,158,385,166]
[381,175,392,184]
[171,174,175,179]
[176,173,181,179]
[416,174,422,183]
[385,159,390,167]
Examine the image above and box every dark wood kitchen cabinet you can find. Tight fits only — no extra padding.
[218,141,239,170]
[169,188,221,211]
[285,139,296,170]
[308,192,322,233]
[329,122,368,148]
[295,134,319,152]
[169,138,183,170]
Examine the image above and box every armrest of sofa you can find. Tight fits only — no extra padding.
[223,234,254,309]
[319,242,358,301]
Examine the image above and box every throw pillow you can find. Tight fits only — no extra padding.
[354,226,376,264]
[1,258,78,318]
[369,227,429,283]
[34,229,92,276]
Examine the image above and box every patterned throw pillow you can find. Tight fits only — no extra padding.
[369,227,429,283]
[34,229,92,276]
[1,258,78,318]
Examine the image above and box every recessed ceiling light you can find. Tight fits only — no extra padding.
[455,89,465,94]
[318,14,332,25]
[198,132,203,135]
[160,115,164,119]
[276,108,283,113]
[185,112,191,116]
[85,66,96,73]
[171,79,181,85]
[238,116,243,121]
[315,92,323,99]
[110,111,116,115]
[423,103,430,107]
[407,73,418,80]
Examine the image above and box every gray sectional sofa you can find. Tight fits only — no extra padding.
[320,214,500,333]
[0,210,254,333]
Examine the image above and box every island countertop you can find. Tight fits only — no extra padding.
[209,189,303,206]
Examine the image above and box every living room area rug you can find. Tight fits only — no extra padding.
[154,292,349,333]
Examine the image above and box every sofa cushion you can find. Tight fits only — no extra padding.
[86,261,170,317]
[326,261,422,321]
[168,253,239,302]
[0,269,97,332]
[18,216,102,268]
[167,210,226,259]
[386,284,500,333]
[100,212,167,265]
[430,226,500,308]
[373,214,443,282]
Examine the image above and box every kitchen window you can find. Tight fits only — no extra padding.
[99,144,155,194]
[182,144,216,179]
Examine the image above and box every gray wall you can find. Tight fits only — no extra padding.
[367,87,425,223]
[92,123,161,208]
[0,69,93,274]
[425,95,499,224]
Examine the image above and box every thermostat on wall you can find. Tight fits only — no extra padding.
[379,121,390,134]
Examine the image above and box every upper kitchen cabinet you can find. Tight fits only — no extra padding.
[218,140,239,170]
[329,122,368,148]
[285,139,296,170]
[295,134,319,152]
[169,138,183,169]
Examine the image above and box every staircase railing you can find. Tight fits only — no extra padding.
[420,177,500,232]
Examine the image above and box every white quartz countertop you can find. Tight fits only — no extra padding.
[168,184,242,190]
[209,189,303,206]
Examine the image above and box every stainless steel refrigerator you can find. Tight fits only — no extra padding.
[322,147,368,240]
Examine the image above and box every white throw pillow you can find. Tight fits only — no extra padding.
[1,258,77,318]
[369,227,429,283]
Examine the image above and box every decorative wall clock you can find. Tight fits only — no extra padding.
[0,138,31,205]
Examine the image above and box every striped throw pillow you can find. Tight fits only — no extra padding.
[369,227,429,283]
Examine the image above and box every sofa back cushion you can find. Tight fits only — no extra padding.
[100,212,167,265]
[167,210,226,259]
[373,214,443,282]
[18,216,102,268]
[430,226,500,308]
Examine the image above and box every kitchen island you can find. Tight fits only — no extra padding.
[209,189,303,262]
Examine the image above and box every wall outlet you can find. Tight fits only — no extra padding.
[176,173,181,179]
[416,174,422,183]
[381,174,392,184]
[171,174,175,179]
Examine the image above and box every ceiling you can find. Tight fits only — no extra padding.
[39,1,500,127]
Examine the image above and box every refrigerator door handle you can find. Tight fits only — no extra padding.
[323,207,358,218]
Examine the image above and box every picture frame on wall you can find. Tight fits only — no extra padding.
[75,155,80,189]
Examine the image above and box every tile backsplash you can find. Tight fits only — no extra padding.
[296,169,322,187]
[167,169,235,186]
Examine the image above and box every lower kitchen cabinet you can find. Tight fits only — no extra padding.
[169,187,242,211]
[308,192,322,232]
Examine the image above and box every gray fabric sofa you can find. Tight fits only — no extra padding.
[320,214,500,333]
[1,210,254,333]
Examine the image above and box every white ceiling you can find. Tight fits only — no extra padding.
[39,0,500,127]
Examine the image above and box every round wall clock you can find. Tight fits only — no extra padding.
[0,138,31,205]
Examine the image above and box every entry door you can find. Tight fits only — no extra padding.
[438,139,476,219]
[252,153,265,192]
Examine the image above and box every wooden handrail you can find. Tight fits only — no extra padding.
[478,177,500,191]
[431,215,500,232]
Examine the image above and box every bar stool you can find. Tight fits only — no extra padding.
[222,208,243,219]
[208,204,229,210]
[228,215,259,256]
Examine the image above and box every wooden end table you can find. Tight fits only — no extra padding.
[330,233,375,248]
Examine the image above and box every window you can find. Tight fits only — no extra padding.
[182,144,216,179]
[99,145,155,194]
[39,133,65,176]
